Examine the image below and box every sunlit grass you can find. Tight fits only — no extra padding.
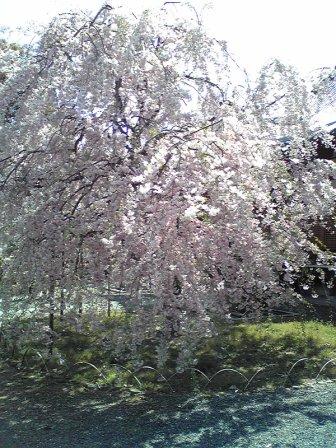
[2,317,336,393]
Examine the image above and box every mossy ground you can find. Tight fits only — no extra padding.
[2,318,336,393]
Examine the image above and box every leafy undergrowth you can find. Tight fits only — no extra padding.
[2,318,336,395]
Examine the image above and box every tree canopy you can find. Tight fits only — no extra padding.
[0,4,335,368]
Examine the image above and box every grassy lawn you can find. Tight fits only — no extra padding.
[2,319,336,447]
[2,318,336,393]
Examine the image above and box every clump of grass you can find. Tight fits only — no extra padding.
[195,320,336,390]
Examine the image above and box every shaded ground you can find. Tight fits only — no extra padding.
[1,364,336,447]
[5,320,336,392]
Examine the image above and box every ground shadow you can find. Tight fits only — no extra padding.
[1,365,336,447]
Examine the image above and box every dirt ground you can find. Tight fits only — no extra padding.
[1,363,336,447]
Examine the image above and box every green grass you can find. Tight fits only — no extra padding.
[194,320,336,389]
[2,317,336,393]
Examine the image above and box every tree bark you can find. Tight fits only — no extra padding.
[60,289,65,318]
[107,277,111,317]
[48,285,55,355]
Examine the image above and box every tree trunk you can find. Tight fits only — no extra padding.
[49,310,54,332]
[60,289,65,318]
[48,285,55,356]
[107,277,111,317]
